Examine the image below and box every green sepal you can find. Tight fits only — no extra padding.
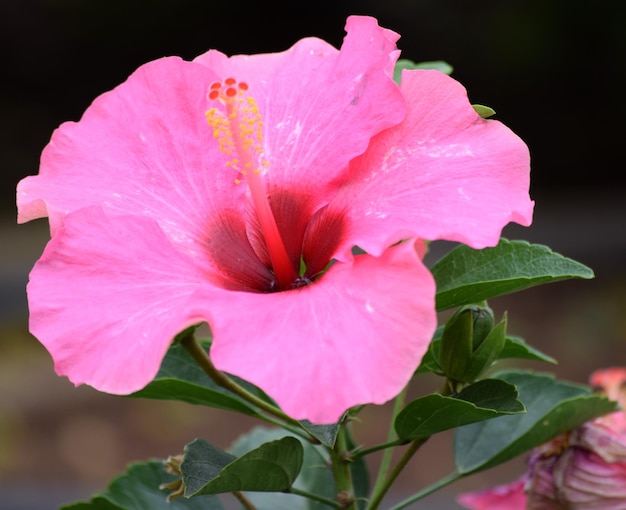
[417,327,557,376]
[462,315,507,382]
[439,307,474,381]
[469,306,495,351]
[439,305,501,382]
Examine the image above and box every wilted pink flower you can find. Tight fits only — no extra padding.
[458,368,626,509]
[16,16,532,423]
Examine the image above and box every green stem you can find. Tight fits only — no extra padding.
[367,381,454,510]
[367,437,429,510]
[288,487,342,508]
[352,438,405,460]
[388,472,462,510]
[254,411,312,441]
[331,421,357,509]
[369,386,408,500]
[232,491,257,510]
[180,335,311,440]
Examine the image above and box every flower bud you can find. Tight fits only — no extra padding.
[469,305,495,350]
[439,305,504,383]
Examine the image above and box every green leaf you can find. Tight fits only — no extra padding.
[130,341,266,417]
[299,420,340,448]
[472,104,496,118]
[499,335,557,363]
[393,58,453,83]
[395,379,524,440]
[431,239,594,311]
[182,437,303,496]
[61,460,223,509]
[454,371,619,474]
[229,427,336,510]
[180,440,237,494]
[222,426,369,510]
[61,500,121,510]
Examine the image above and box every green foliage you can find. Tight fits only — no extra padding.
[431,239,594,311]
[130,340,268,417]
[177,427,369,510]
[228,427,337,510]
[75,238,601,509]
[454,371,618,475]
[499,335,557,363]
[60,461,223,510]
[395,379,524,441]
[417,328,556,376]
[472,104,496,118]
[182,437,303,496]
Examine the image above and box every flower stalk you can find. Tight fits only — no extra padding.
[179,333,312,440]
[367,437,430,510]
[331,422,358,509]
[288,487,343,508]
[368,385,408,498]
[366,381,455,509]
[233,491,257,510]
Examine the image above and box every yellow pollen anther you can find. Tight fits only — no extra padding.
[205,78,298,289]
[205,78,267,183]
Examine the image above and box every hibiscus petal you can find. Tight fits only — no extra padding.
[194,15,405,206]
[331,69,533,258]
[17,56,243,260]
[27,207,209,394]
[193,16,406,271]
[191,240,436,424]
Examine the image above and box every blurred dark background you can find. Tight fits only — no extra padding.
[1,1,625,508]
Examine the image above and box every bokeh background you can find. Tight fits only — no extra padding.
[1,1,625,508]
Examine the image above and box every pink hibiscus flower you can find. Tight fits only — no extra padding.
[458,368,626,509]
[16,16,532,423]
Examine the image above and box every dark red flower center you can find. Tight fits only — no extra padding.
[205,192,345,293]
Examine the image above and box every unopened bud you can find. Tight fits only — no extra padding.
[439,305,504,383]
